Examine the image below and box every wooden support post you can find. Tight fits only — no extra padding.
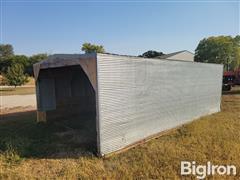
[37,111,47,122]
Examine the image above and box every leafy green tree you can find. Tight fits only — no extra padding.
[0,44,14,58]
[4,64,28,87]
[81,43,105,53]
[0,44,14,73]
[0,44,48,76]
[232,35,240,69]
[194,36,240,71]
[5,55,30,76]
[10,55,29,68]
[139,50,164,58]
[234,35,240,46]
[29,53,48,64]
[0,58,12,73]
[26,53,48,76]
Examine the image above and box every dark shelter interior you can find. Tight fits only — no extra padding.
[37,65,97,153]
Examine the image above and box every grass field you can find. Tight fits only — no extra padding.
[0,87,35,96]
[0,87,239,179]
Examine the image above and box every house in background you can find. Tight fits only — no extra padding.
[158,50,194,61]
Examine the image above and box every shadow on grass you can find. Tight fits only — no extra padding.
[0,88,15,92]
[0,111,97,160]
[222,89,240,95]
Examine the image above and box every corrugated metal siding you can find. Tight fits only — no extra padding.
[97,54,223,155]
[38,78,56,111]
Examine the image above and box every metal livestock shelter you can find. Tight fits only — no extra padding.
[33,53,223,156]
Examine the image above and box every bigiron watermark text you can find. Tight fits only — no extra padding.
[181,161,237,179]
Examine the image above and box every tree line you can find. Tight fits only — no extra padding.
[0,44,48,76]
[0,43,106,86]
[0,44,48,86]
[140,35,240,71]
[0,35,239,87]
[195,35,240,71]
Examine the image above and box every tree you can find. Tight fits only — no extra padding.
[194,36,240,71]
[81,43,105,53]
[2,54,37,75]
[139,50,164,58]
[29,53,48,64]
[234,35,240,46]
[4,64,28,87]
[10,55,29,68]
[5,55,30,76]
[0,57,12,73]
[0,44,14,73]
[0,43,48,77]
[232,35,240,69]
[26,53,48,76]
[0,44,14,58]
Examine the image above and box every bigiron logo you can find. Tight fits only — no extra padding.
[181,161,237,179]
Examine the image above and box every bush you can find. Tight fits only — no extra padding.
[4,64,28,87]
[0,75,8,85]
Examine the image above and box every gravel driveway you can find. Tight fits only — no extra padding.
[0,94,36,111]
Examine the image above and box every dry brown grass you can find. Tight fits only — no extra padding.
[0,76,35,86]
[25,77,35,86]
[0,87,240,179]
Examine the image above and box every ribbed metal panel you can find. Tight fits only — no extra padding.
[97,54,223,155]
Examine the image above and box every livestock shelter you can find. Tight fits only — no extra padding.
[33,53,223,156]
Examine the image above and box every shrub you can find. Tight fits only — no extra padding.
[4,63,28,87]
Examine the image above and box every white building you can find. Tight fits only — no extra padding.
[158,50,194,61]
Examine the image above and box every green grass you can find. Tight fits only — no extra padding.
[0,87,239,179]
[0,87,35,96]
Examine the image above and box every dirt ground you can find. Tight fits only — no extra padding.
[0,94,36,114]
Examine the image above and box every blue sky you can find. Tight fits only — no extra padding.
[0,1,239,56]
